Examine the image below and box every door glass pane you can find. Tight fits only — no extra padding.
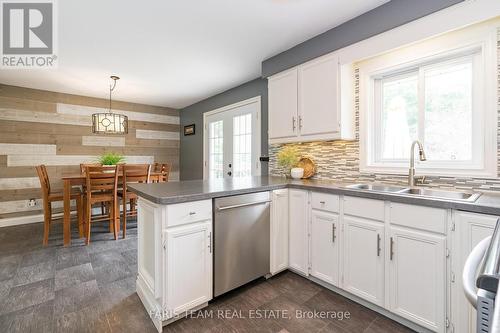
[380,74,418,160]
[208,120,223,179]
[424,60,473,161]
[233,113,252,177]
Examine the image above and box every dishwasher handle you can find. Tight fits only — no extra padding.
[216,200,271,212]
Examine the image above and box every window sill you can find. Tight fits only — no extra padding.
[359,165,497,179]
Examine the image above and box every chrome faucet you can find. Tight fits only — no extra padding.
[409,140,426,187]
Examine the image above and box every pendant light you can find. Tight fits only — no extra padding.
[91,75,128,134]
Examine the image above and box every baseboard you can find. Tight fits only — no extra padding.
[0,211,78,228]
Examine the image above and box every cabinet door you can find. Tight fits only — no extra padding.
[288,189,309,276]
[388,226,446,332]
[268,68,298,140]
[298,54,339,137]
[310,210,339,286]
[453,212,497,333]
[164,221,212,316]
[271,189,289,275]
[343,215,384,306]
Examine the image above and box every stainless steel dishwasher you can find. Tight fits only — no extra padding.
[213,191,270,297]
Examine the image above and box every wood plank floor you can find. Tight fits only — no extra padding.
[0,221,415,333]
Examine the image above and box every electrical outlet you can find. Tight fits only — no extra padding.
[28,199,37,207]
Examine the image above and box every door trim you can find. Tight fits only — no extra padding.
[202,96,261,180]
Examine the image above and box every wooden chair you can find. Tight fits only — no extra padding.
[84,165,119,244]
[80,163,107,216]
[35,165,83,246]
[118,164,151,238]
[153,163,170,182]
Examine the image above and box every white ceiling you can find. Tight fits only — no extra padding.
[0,0,388,109]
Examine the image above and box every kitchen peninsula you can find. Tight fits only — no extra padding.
[130,176,500,332]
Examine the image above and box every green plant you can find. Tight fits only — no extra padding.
[277,146,300,171]
[98,152,125,165]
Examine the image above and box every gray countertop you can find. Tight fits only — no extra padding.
[128,176,500,216]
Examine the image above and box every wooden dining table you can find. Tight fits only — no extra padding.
[61,171,163,246]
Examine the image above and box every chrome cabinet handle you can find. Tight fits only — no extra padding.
[390,237,394,260]
[377,234,381,257]
[189,211,196,215]
[332,224,336,243]
[208,232,212,253]
[319,201,326,204]
[299,116,303,130]
[292,116,296,131]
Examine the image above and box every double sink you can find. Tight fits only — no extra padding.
[345,183,482,202]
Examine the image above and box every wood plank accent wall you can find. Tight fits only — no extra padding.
[0,84,180,223]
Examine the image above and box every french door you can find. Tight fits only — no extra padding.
[203,97,261,179]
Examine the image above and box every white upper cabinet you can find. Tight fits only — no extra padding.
[268,68,298,141]
[268,53,354,144]
[298,54,339,137]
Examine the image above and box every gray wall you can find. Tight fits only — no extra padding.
[261,0,465,77]
[180,78,268,180]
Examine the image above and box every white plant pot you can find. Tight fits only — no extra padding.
[291,168,304,179]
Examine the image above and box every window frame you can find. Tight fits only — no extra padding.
[359,29,498,178]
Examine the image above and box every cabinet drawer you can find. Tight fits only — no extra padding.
[390,202,446,234]
[311,192,339,213]
[166,200,212,227]
[343,196,384,221]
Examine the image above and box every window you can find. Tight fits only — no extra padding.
[208,120,223,179]
[232,113,252,177]
[361,42,496,177]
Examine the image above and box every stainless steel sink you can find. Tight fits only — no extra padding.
[345,184,407,193]
[344,183,481,202]
[397,188,481,202]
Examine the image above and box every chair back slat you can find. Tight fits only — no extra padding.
[122,164,151,192]
[85,165,118,195]
[153,163,170,182]
[80,163,102,175]
[35,165,51,196]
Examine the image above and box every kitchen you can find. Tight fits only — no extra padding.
[1,1,500,333]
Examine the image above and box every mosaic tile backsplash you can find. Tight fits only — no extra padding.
[269,29,500,193]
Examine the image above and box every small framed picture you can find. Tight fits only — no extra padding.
[184,124,195,136]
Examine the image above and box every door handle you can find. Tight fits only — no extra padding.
[377,234,381,257]
[299,116,303,130]
[292,116,296,131]
[390,237,394,260]
[332,224,336,243]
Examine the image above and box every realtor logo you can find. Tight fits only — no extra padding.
[1,0,57,68]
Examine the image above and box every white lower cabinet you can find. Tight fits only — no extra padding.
[271,189,289,274]
[343,215,385,306]
[163,221,212,316]
[310,210,340,286]
[388,226,446,332]
[288,189,309,276]
[452,211,498,333]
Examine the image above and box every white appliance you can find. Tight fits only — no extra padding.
[463,219,500,333]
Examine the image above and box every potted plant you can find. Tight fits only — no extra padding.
[97,152,125,166]
[276,146,301,178]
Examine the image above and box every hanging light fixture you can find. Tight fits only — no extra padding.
[91,75,128,135]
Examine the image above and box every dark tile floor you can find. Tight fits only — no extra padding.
[0,220,415,333]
